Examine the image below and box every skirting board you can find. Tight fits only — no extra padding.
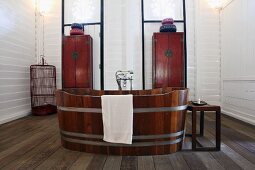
[222,109,255,126]
[0,110,31,125]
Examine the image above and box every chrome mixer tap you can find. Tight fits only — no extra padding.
[115,70,134,90]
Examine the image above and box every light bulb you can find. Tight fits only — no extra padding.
[207,0,223,9]
[38,0,53,15]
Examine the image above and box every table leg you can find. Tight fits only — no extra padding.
[200,111,204,136]
[216,110,221,150]
[192,110,197,150]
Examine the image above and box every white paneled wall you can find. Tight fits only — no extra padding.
[87,25,101,90]
[2,0,253,126]
[186,0,196,100]
[36,0,62,88]
[194,0,221,105]
[104,0,142,90]
[221,0,255,125]
[0,0,35,124]
[40,0,221,102]
[0,0,224,124]
[5,0,255,125]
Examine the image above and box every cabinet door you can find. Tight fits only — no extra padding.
[153,33,169,88]
[167,34,184,87]
[63,37,76,88]
[75,36,93,88]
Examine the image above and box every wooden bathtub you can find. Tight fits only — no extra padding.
[56,87,189,155]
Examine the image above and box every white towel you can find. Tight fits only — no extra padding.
[101,95,133,144]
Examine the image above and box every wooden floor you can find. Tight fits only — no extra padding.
[0,113,255,170]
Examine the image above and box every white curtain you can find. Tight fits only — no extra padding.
[104,0,142,90]
[144,0,183,20]
[65,0,100,23]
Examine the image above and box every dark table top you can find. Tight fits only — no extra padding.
[188,101,221,111]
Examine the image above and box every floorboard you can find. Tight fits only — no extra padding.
[182,153,207,170]
[121,156,138,170]
[208,114,255,140]
[35,148,81,169]
[87,154,107,170]
[201,116,255,170]
[2,134,60,169]
[138,156,155,170]
[168,153,190,170]
[70,153,94,170]
[195,152,224,170]
[0,115,56,152]
[0,113,254,170]
[153,155,173,170]
[103,156,122,170]
[0,127,57,168]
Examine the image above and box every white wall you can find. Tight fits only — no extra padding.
[1,1,253,126]
[104,0,142,90]
[39,0,222,102]
[186,0,196,100]
[0,0,224,124]
[221,0,255,125]
[36,0,62,88]
[0,0,36,124]
[62,0,198,93]
[194,0,221,105]
[41,0,222,102]
[3,0,253,126]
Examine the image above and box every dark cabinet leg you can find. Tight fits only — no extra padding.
[200,111,204,136]
[216,110,221,150]
[192,110,197,150]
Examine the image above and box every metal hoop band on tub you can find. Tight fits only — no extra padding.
[61,136,183,147]
[60,130,185,140]
[58,105,188,113]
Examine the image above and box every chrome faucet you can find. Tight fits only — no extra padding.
[115,70,134,90]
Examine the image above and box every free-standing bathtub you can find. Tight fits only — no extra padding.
[56,87,188,155]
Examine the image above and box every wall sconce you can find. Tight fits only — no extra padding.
[36,0,53,63]
[38,0,53,15]
[207,0,223,10]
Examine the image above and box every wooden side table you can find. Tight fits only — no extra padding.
[187,103,221,151]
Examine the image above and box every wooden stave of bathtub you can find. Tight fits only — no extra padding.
[56,87,188,156]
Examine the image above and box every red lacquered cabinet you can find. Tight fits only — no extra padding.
[62,35,93,88]
[152,32,185,88]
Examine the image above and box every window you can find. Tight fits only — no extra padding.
[64,0,100,23]
[144,0,183,20]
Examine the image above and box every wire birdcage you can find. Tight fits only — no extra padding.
[30,57,57,115]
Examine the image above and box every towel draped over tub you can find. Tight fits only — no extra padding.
[101,95,133,144]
